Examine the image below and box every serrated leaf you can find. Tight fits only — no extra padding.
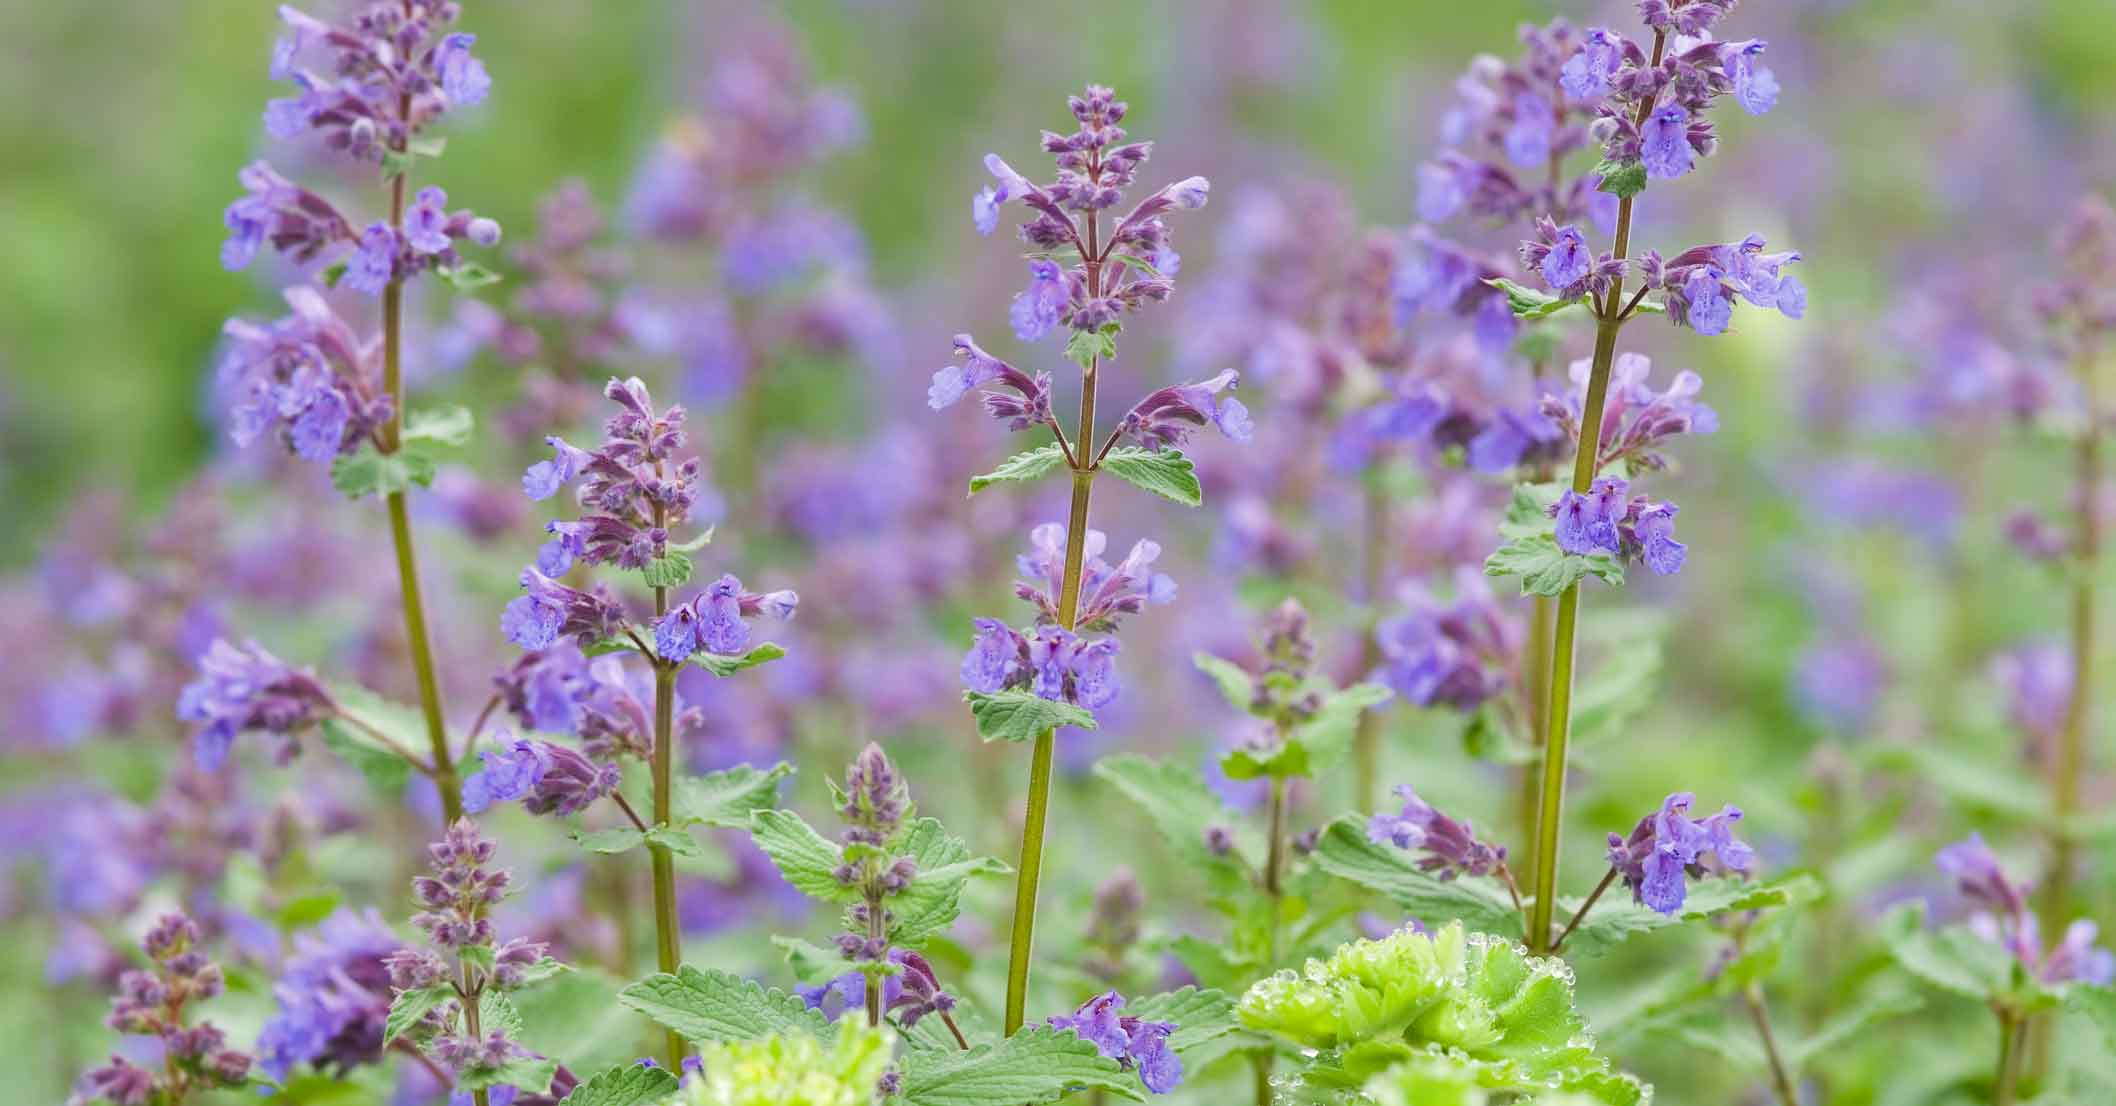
[1094,753,1257,874]
[749,809,855,902]
[1193,652,1257,713]
[1881,902,2017,1002]
[1570,638,1662,746]
[1484,277,1587,320]
[1287,682,1394,775]
[1064,323,1120,370]
[457,1056,558,1096]
[688,642,786,677]
[1310,818,1522,936]
[772,936,845,986]
[969,445,1068,495]
[1499,483,1565,540]
[383,985,453,1047]
[640,551,692,589]
[675,762,793,828]
[896,1025,1145,1106]
[440,260,503,292]
[1559,873,1823,959]
[669,527,716,554]
[616,965,829,1043]
[964,689,1097,742]
[1101,447,1203,507]
[646,825,702,857]
[558,1063,678,1106]
[885,818,1011,946]
[318,718,411,794]
[1484,533,1625,597]
[1220,741,1309,781]
[572,827,652,855]
[1592,157,1648,199]
[330,445,437,499]
[581,638,638,658]
[319,683,432,788]
[402,405,473,447]
[1125,986,1239,1054]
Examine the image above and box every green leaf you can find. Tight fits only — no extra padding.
[1094,753,1256,873]
[1484,277,1587,320]
[276,892,344,933]
[1570,637,1662,745]
[1064,323,1120,370]
[439,260,503,292]
[969,445,1067,495]
[2067,984,2116,1054]
[557,1063,678,1106]
[402,405,473,447]
[318,718,411,794]
[688,642,787,677]
[383,985,453,1047]
[1499,483,1563,540]
[330,446,437,499]
[457,1057,558,1096]
[646,825,702,857]
[896,1025,1145,1106]
[772,936,845,986]
[749,809,856,902]
[674,761,794,828]
[1125,986,1239,1054]
[669,527,716,554]
[581,638,638,658]
[616,965,829,1044]
[1108,252,1167,280]
[640,551,692,589]
[1101,447,1203,507]
[319,683,434,790]
[1310,818,1522,937]
[1193,652,1257,713]
[1881,902,2017,1002]
[1286,682,1395,776]
[1592,157,1648,199]
[964,689,1097,742]
[1559,873,1823,959]
[885,818,1012,946]
[1785,989,1923,1069]
[1220,741,1309,781]
[1484,533,1625,597]
[572,828,653,855]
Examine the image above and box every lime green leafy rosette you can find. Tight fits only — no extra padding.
[681,1021,894,1106]
[1236,922,1649,1105]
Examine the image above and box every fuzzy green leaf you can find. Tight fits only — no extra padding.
[318,719,411,794]
[687,642,787,677]
[383,985,452,1047]
[1785,989,1923,1069]
[330,446,437,499]
[1484,533,1625,597]
[969,445,1068,495]
[1485,277,1586,320]
[896,1025,1145,1106]
[964,689,1096,743]
[1881,902,2018,1002]
[1094,753,1256,873]
[1065,323,1121,370]
[1592,157,1648,199]
[639,551,693,589]
[402,405,473,447]
[557,1063,678,1106]
[1193,652,1257,713]
[885,818,1011,946]
[571,827,651,855]
[1310,818,1521,936]
[457,1057,558,1096]
[674,761,794,828]
[1125,986,1240,1054]
[616,965,830,1044]
[749,809,855,902]
[1101,447,1203,507]
[439,260,503,292]
[669,527,716,554]
[1559,873,1823,959]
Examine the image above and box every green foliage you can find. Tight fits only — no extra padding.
[883,817,1011,945]
[1101,447,1203,507]
[895,1025,1145,1105]
[402,405,474,447]
[748,809,857,902]
[438,259,504,292]
[968,444,1067,495]
[570,824,703,858]
[1591,157,1647,199]
[382,984,452,1048]
[963,689,1096,742]
[616,965,830,1044]
[1094,753,1256,876]
[329,445,437,499]
[1125,986,1241,1053]
[685,1022,894,1106]
[558,1063,679,1106]
[1193,652,1257,711]
[1310,818,1521,937]
[687,643,788,677]
[640,550,693,589]
[1238,923,1648,1104]
[1557,873,1823,958]
[1483,278,1588,320]
[675,762,794,828]
[1065,322,1121,369]
[1881,903,2057,1011]
[1485,483,1625,596]
[318,683,432,791]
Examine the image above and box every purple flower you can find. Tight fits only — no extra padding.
[1990,643,2073,745]
[435,33,491,107]
[176,638,332,770]
[1504,91,1554,167]
[465,737,620,817]
[1365,784,1508,879]
[1936,833,2028,918]
[653,574,796,661]
[522,436,594,501]
[256,909,398,1081]
[1539,224,1592,291]
[1118,369,1253,450]
[1719,40,1779,116]
[1049,991,1183,1095]
[1552,479,1623,556]
[287,386,350,461]
[1633,503,1686,575]
[1010,259,1069,342]
[961,618,1022,693]
[405,186,453,255]
[1607,793,1755,915]
[1416,159,1471,224]
[1560,28,1624,100]
[1639,104,1694,180]
[1466,406,1563,473]
[342,223,397,295]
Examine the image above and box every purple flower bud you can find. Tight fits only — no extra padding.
[1010,259,1069,342]
[435,33,491,107]
[342,223,398,296]
[1365,784,1507,879]
[1165,176,1211,210]
[466,217,503,247]
[1540,224,1592,291]
[406,187,453,255]
[1119,369,1254,450]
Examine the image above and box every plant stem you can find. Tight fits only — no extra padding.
[1255,776,1289,1106]
[1548,865,1616,954]
[648,554,684,1069]
[1354,480,1389,813]
[2047,350,2100,927]
[1743,984,1800,1106]
[1994,1010,2024,1106]
[1518,593,1554,877]
[459,969,490,1106]
[1526,32,1661,954]
[1002,198,1106,1034]
[379,167,461,823]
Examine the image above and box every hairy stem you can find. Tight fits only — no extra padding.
[1743,984,1800,1106]
[1518,593,1554,877]
[380,168,461,823]
[1003,198,1106,1034]
[459,969,490,1106]
[1354,480,1389,813]
[648,553,684,1068]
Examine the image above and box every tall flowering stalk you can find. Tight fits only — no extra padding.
[217,1,504,821]
[937,85,1238,1032]
[1488,1,1802,951]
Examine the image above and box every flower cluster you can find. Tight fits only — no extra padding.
[1048,991,1182,1096]
[385,821,564,1100]
[73,914,253,1106]
[1543,352,1718,474]
[1568,14,1777,182]
[1936,834,2114,986]
[218,285,394,464]
[1636,234,1805,336]
[1374,569,1518,713]
[1549,477,1687,576]
[255,908,401,1083]
[461,735,622,816]
[1012,523,1176,631]
[1367,784,1509,880]
[1115,369,1255,451]
[1604,792,1755,914]
[176,638,334,771]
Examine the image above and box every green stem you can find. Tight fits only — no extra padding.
[1354,480,1388,813]
[649,561,684,1069]
[2047,350,2100,927]
[1994,1010,2024,1106]
[379,167,461,823]
[1744,984,1799,1106]
[1255,776,1288,1105]
[1518,593,1554,879]
[460,970,490,1106]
